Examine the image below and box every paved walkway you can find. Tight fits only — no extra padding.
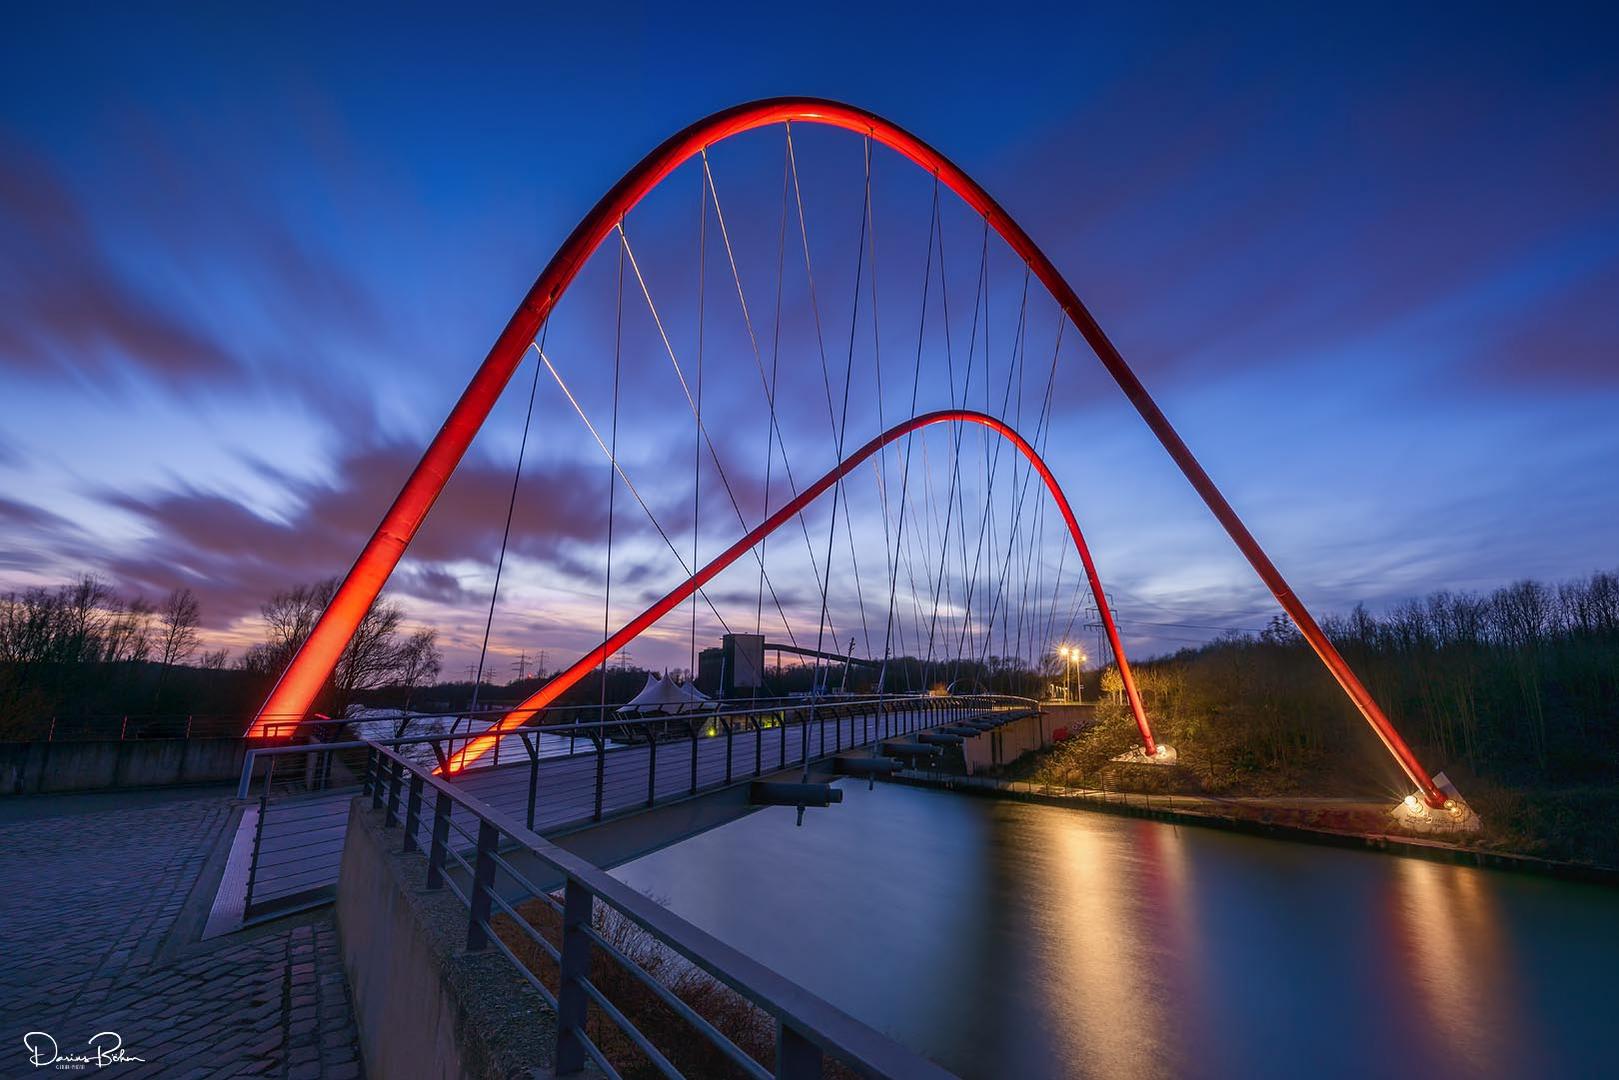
[0,789,362,1078]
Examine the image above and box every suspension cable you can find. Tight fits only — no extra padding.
[468,318,548,715]
[701,144,837,647]
[756,132,791,647]
[804,132,869,771]
[536,345,733,633]
[617,222,804,648]
[691,156,706,680]
[600,235,624,719]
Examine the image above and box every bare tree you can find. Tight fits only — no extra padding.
[240,579,337,677]
[157,587,201,669]
[395,628,441,713]
[200,648,230,670]
[332,597,405,715]
[240,579,432,719]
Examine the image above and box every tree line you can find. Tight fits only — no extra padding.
[0,575,441,734]
[1044,569,1619,799]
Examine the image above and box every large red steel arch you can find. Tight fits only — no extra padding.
[248,97,1446,807]
[445,410,1153,773]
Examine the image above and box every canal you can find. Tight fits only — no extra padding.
[613,781,1618,1079]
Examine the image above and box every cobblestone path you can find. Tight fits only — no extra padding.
[0,791,362,1078]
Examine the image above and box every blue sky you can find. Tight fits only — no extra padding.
[1,4,1615,675]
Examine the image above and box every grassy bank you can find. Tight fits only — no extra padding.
[1000,703,1619,867]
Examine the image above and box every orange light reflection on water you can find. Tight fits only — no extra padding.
[1387,857,1526,1075]
[1025,813,1199,1079]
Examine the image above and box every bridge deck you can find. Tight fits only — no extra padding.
[234,704,956,918]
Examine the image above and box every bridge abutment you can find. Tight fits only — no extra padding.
[336,798,562,1079]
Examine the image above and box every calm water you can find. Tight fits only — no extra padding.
[613,782,1619,1079]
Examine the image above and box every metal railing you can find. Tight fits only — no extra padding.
[3,692,992,743]
[3,712,256,742]
[231,695,1032,922]
[362,740,956,1079]
[4,709,433,742]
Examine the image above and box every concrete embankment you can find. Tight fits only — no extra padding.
[0,736,248,794]
[886,771,1619,887]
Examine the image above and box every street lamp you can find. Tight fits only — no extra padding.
[1057,645,1086,701]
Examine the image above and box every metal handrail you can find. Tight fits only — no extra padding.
[234,693,1034,799]
[11,690,1037,744]
[364,739,955,1080]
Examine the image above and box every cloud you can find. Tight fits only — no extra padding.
[0,145,243,381]
[93,437,634,628]
[0,124,399,411]
[0,495,75,532]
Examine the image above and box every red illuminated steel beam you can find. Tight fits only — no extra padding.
[248,97,1444,807]
[443,409,1155,774]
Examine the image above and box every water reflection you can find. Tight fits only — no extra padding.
[614,783,1619,1079]
[1385,857,1528,1077]
[1024,814,1178,1078]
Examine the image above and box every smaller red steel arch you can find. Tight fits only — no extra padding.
[443,409,1154,773]
[246,97,1445,807]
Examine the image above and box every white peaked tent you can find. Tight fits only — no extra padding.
[675,678,712,709]
[618,673,690,715]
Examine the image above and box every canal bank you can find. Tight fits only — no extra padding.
[882,770,1619,887]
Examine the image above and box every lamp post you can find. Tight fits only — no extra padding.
[1057,645,1087,702]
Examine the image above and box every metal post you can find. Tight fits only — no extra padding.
[593,736,605,822]
[779,711,787,770]
[725,718,734,784]
[466,818,500,951]
[689,724,699,795]
[120,715,128,740]
[526,735,539,833]
[369,749,383,808]
[403,773,424,853]
[753,717,763,776]
[775,1020,823,1080]
[426,789,451,890]
[385,757,402,828]
[244,794,268,916]
[647,735,657,808]
[555,879,593,1075]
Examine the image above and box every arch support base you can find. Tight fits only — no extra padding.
[1391,772,1482,833]
[1112,744,1178,766]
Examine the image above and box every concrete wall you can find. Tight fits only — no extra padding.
[0,737,248,796]
[1038,702,1097,736]
[336,799,558,1079]
[961,712,1052,775]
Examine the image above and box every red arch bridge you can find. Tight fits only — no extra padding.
[216,97,1485,1078]
[247,97,1450,810]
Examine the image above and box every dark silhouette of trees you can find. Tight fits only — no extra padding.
[156,588,201,670]
[394,629,442,712]
[0,574,444,733]
[1046,569,1619,806]
[240,578,441,718]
